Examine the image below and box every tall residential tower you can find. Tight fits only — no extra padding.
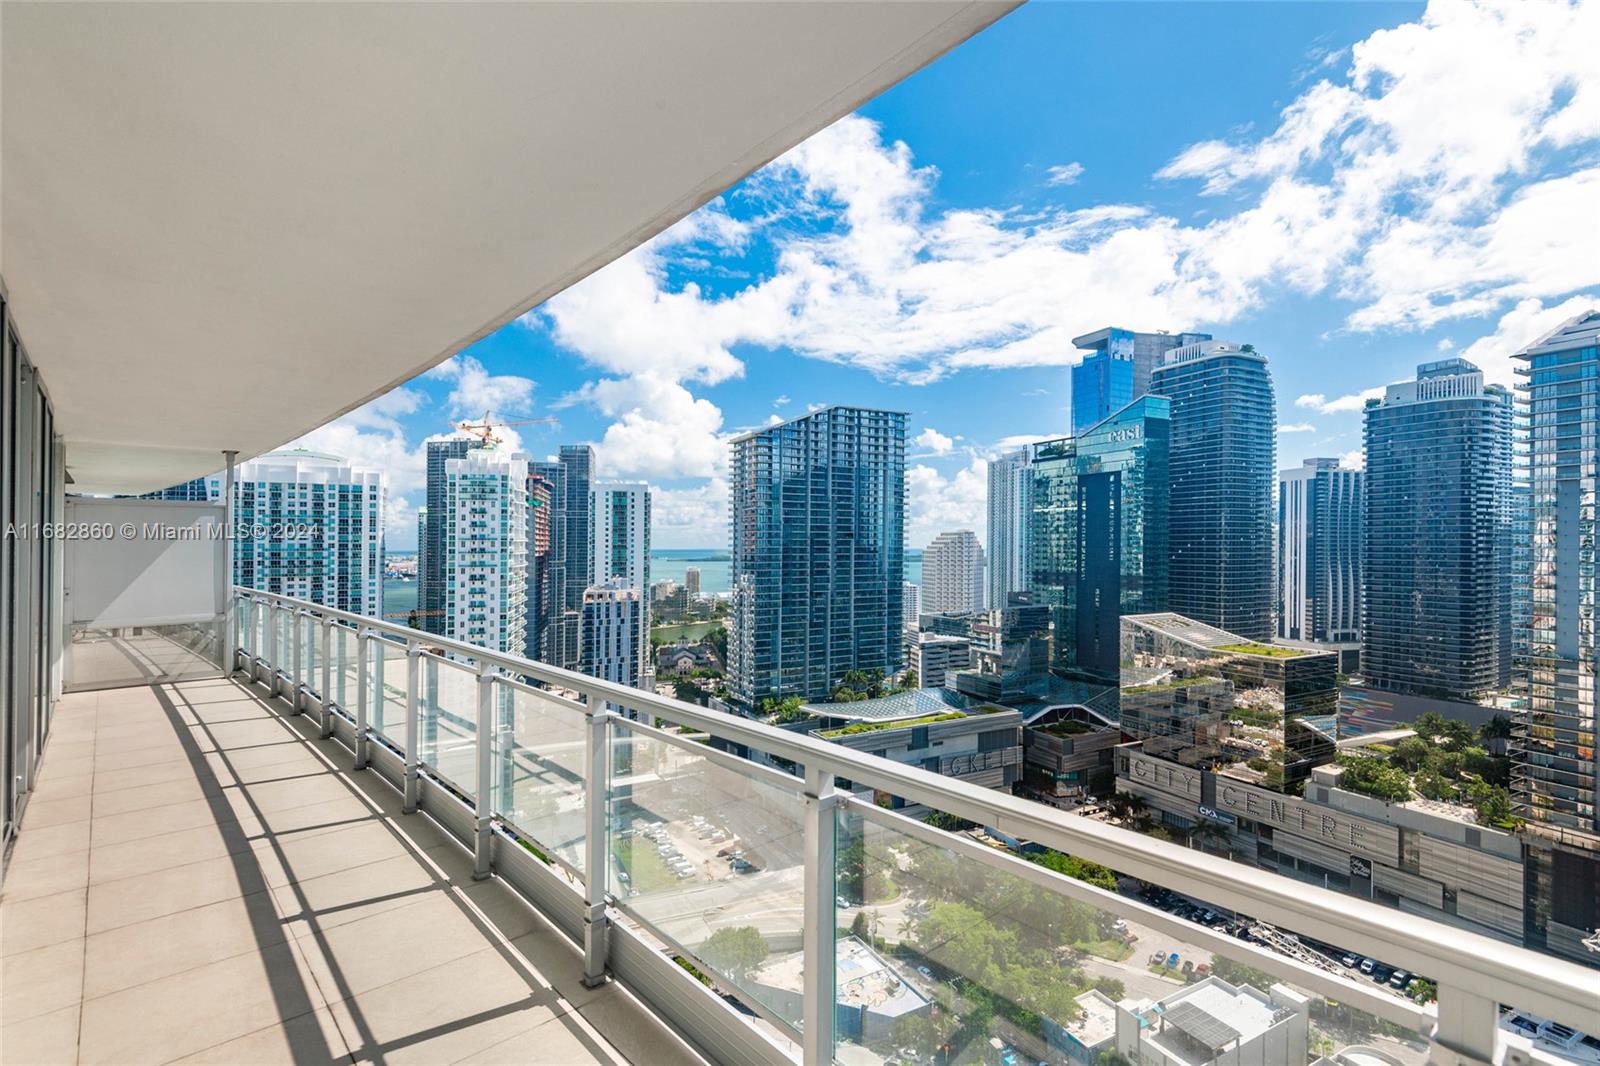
[1276,458,1362,646]
[1362,359,1512,699]
[922,530,985,615]
[1150,340,1275,640]
[986,448,1033,609]
[1071,327,1211,436]
[729,406,906,705]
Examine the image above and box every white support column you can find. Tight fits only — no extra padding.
[403,641,421,814]
[801,764,839,1065]
[581,703,613,988]
[473,660,495,880]
[291,609,306,714]
[1431,986,1501,1066]
[354,627,372,770]
[218,449,236,669]
[319,617,335,739]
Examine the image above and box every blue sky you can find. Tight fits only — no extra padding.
[293,0,1600,551]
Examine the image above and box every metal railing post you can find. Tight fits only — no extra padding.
[265,603,280,693]
[581,703,613,987]
[801,764,839,1065]
[403,641,421,814]
[1431,986,1501,1066]
[291,609,306,714]
[319,617,335,739]
[473,659,496,880]
[354,627,372,770]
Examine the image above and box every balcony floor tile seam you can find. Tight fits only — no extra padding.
[83,786,353,848]
[154,1007,357,1066]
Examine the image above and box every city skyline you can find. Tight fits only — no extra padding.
[269,0,1599,552]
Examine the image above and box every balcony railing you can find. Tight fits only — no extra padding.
[231,587,1599,1066]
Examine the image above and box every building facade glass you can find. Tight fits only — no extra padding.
[985,448,1032,610]
[1028,395,1170,682]
[1362,358,1512,700]
[1150,341,1276,641]
[1515,310,1600,840]
[1070,326,1212,436]
[729,406,906,705]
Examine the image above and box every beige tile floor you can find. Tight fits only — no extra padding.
[1,677,705,1066]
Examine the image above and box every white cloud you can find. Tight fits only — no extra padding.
[1045,162,1085,186]
[907,459,988,550]
[1437,337,1455,351]
[773,395,791,407]
[428,355,537,419]
[537,2,1600,393]
[913,427,956,455]
[282,390,432,542]
[1339,449,1366,471]
[1295,387,1386,414]
[572,373,727,480]
[651,477,729,550]
[1278,422,1317,434]
[1456,293,1600,389]
[987,432,1063,457]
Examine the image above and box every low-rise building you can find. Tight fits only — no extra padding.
[908,631,971,688]
[801,691,1023,813]
[1021,706,1121,801]
[1115,976,1310,1066]
[746,936,930,1047]
[655,641,717,676]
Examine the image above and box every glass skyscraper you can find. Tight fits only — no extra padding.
[1150,340,1275,641]
[1362,358,1512,700]
[1029,394,1170,681]
[729,405,905,705]
[556,444,595,670]
[1515,310,1600,838]
[1070,326,1211,435]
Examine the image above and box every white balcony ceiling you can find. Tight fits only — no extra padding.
[2,1,1012,495]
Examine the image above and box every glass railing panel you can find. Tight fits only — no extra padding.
[330,623,357,713]
[419,655,480,793]
[831,802,1428,1066]
[251,599,269,660]
[301,614,321,698]
[495,681,588,872]
[273,606,293,678]
[367,633,408,746]
[65,622,224,691]
[607,719,807,1034]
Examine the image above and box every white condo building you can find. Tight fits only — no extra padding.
[442,447,528,654]
[190,449,388,617]
[986,448,1032,609]
[592,481,652,681]
[901,581,921,630]
[1277,457,1362,645]
[581,579,645,696]
[922,530,985,615]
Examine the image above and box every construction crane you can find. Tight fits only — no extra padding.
[455,410,559,447]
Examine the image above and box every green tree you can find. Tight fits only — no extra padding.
[1209,956,1274,990]
[1408,978,1438,1004]
[1092,976,1125,1000]
[1390,736,1432,772]
[699,926,769,976]
[1027,849,1118,891]
[1478,715,1513,742]
[1339,755,1411,801]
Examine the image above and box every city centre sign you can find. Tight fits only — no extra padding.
[1120,749,1400,863]
[1212,781,1399,863]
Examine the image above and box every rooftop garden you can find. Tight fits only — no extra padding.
[1337,713,1520,829]
[1122,674,1226,694]
[1041,719,1095,737]
[819,711,966,738]
[1212,641,1305,659]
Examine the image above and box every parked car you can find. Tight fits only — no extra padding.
[1359,958,1377,974]
[1389,970,1411,989]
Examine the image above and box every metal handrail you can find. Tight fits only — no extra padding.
[233,586,1600,1061]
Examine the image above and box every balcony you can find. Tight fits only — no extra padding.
[6,588,1596,1066]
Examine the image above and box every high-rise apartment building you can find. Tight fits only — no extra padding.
[1363,358,1512,700]
[440,446,527,654]
[901,581,921,631]
[556,444,595,669]
[684,566,700,599]
[986,448,1032,609]
[1070,326,1212,435]
[581,579,644,698]
[729,405,905,705]
[1276,458,1362,645]
[528,458,568,665]
[591,481,652,684]
[1150,340,1275,641]
[1029,395,1170,681]
[524,468,555,662]
[422,438,473,635]
[230,450,386,617]
[1515,310,1600,848]
[414,505,428,625]
[922,530,985,615]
